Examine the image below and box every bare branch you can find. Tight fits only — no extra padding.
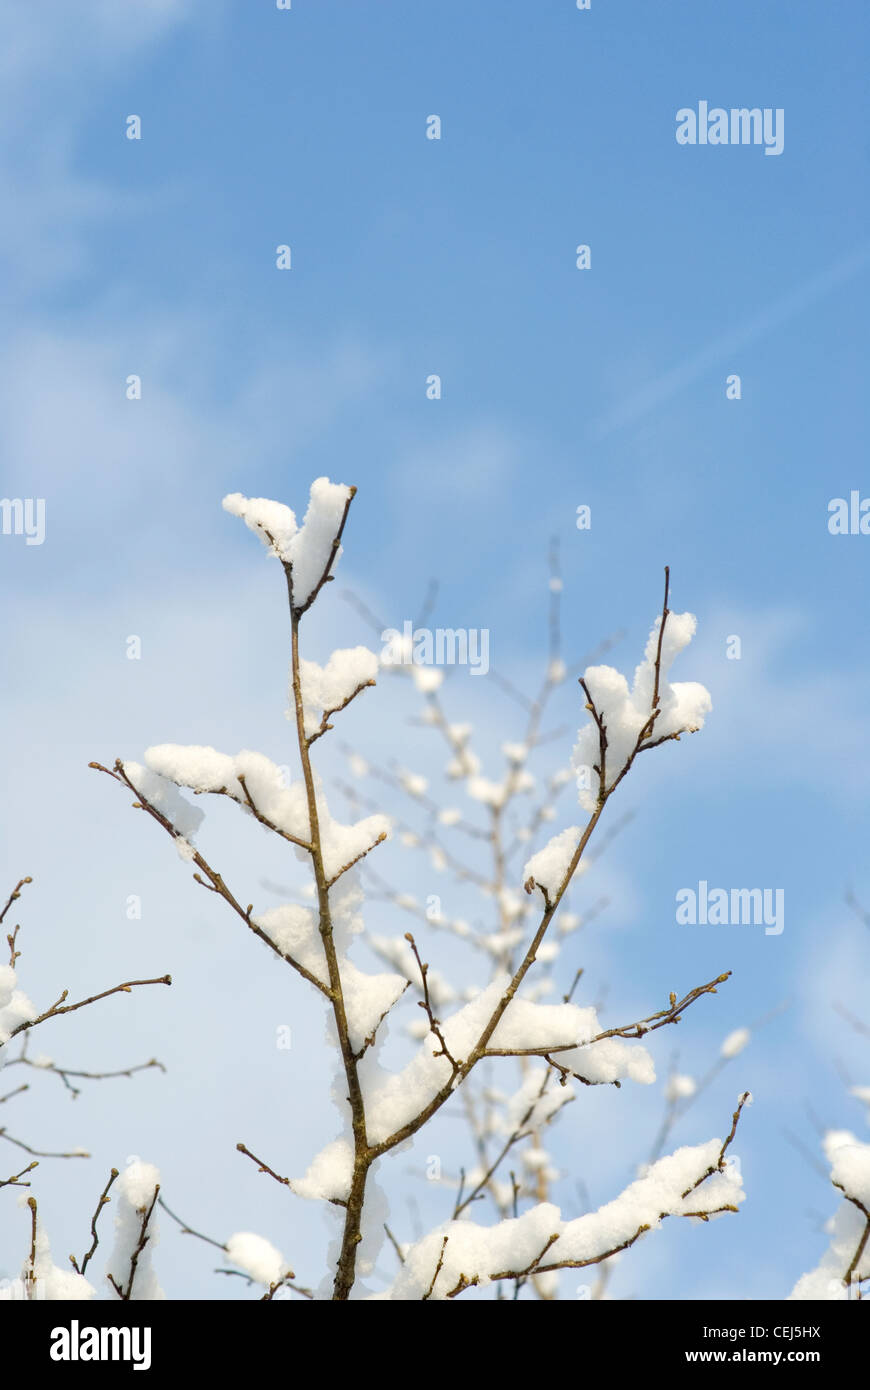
[307,680,376,746]
[71,1169,119,1276]
[288,486,357,618]
[0,1130,89,1159]
[447,1094,749,1297]
[158,1196,226,1252]
[8,975,172,1042]
[25,1196,38,1299]
[682,1092,751,1198]
[384,1223,405,1266]
[0,1159,38,1189]
[325,830,387,888]
[9,1055,165,1099]
[2,876,32,967]
[404,934,460,1074]
[423,1235,449,1300]
[0,877,32,930]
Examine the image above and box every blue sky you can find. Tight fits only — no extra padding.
[1,0,868,1300]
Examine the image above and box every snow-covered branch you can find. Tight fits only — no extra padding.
[81,477,746,1301]
[789,1130,870,1299]
[380,1095,749,1300]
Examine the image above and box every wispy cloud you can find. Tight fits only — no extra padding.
[592,245,870,438]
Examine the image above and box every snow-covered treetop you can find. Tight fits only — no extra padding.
[223,477,354,610]
[73,485,758,1305]
[572,582,711,814]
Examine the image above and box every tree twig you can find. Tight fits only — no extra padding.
[71,1168,119,1276]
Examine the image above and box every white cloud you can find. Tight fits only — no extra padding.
[0,0,197,90]
[592,245,870,439]
[0,316,388,555]
[0,0,208,292]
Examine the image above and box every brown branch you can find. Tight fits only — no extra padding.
[833,1185,870,1289]
[487,972,732,1062]
[563,969,584,1005]
[195,780,308,843]
[384,1223,405,1266]
[307,680,376,746]
[0,1129,89,1159]
[0,1084,29,1105]
[97,487,371,1302]
[423,1235,449,1300]
[3,876,32,967]
[236,1141,295,1192]
[0,877,32,928]
[232,774,313,852]
[158,1196,313,1298]
[261,1270,300,1300]
[238,1139,353,1209]
[640,565,670,741]
[108,1182,160,1300]
[280,535,380,1298]
[446,1232,561,1299]
[158,1195,227,1251]
[682,1092,750,1198]
[353,981,411,1060]
[573,569,678,823]
[579,677,608,805]
[448,1096,748,1297]
[71,1169,119,1276]
[25,1196,38,1299]
[9,1055,165,1099]
[291,486,357,618]
[404,934,460,1073]
[845,1216,870,1290]
[325,831,388,889]
[0,1159,38,1189]
[8,974,172,1042]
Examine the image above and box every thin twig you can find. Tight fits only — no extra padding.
[71,1169,119,1276]
[0,1159,38,1189]
[0,1130,89,1159]
[404,934,459,1072]
[8,975,172,1042]
[423,1235,449,1300]
[384,1223,405,1266]
[9,1056,164,1099]
[3,876,32,967]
